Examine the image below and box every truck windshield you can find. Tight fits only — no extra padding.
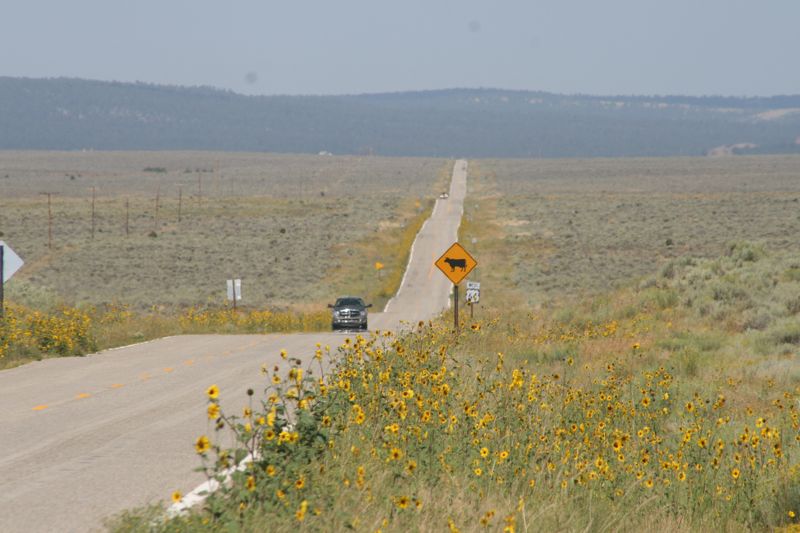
[336,298,364,307]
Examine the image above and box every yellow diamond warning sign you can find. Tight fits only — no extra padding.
[435,242,477,285]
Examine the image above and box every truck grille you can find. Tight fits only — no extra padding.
[339,309,360,318]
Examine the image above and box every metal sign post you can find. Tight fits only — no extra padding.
[453,284,459,330]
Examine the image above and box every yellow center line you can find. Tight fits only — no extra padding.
[163,367,174,373]
[183,359,194,366]
[32,404,48,411]
[140,372,151,381]
[76,393,91,399]
[111,383,125,389]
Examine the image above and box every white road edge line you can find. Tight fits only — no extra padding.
[385,160,466,313]
[383,214,435,313]
[102,336,177,353]
[168,451,258,517]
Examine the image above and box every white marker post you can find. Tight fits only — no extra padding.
[227,279,242,310]
[0,241,25,318]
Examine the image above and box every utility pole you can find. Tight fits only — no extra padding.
[39,192,55,250]
[197,171,202,206]
[125,198,130,237]
[178,185,182,223]
[154,185,160,232]
[91,187,96,239]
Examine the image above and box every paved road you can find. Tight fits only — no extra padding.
[0,160,467,533]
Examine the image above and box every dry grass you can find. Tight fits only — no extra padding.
[0,151,449,310]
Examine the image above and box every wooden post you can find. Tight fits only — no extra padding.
[453,284,459,331]
[178,185,182,223]
[197,172,202,206]
[125,198,130,237]
[91,187,96,239]
[154,185,160,231]
[232,280,237,312]
[47,193,52,250]
[40,192,54,250]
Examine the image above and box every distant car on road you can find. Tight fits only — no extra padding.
[439,192,449,199]
[328,297,372,331]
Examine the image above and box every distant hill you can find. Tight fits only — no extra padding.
[1,77,799,158]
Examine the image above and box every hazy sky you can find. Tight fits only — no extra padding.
[2,0,798,96]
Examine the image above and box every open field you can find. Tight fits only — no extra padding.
[0,152,449,310]
[461,155,800,308]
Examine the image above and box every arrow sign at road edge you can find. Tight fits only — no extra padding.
[0,241,24,283]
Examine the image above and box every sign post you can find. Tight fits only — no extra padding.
[453,284,459,329]
[0,241,25,319]
[435,242,477,331]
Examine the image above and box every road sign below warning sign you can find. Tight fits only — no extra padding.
[465,281,481,304]
[435,242,477,285]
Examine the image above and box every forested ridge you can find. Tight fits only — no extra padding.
[1,76,799,157]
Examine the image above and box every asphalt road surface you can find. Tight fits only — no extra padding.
[0,160,468,533]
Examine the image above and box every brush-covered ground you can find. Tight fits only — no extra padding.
[110,156,800,532]
[0,152,450,368]
[463,155,800,308]
[0,151,448,309]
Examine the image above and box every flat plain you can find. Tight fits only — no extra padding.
[462,155,800,308]
[0,151,449,310]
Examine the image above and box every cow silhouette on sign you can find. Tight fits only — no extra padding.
[443,257,467,272]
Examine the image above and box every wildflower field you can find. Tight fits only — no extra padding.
[0,303,329,369]
[112,243,800,532]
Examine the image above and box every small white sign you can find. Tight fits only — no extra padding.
[465,281,480,304]
[226,279,242,301]
[0,241,24,283]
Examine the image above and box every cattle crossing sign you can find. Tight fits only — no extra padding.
[435,242,477,331]
[435,242,477,285]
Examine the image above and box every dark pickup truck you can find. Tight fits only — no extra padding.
[328,297,372,331]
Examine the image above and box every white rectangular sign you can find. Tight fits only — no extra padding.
[0,241,24,283]
[226,279,242,301]
[465,281,480,304]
